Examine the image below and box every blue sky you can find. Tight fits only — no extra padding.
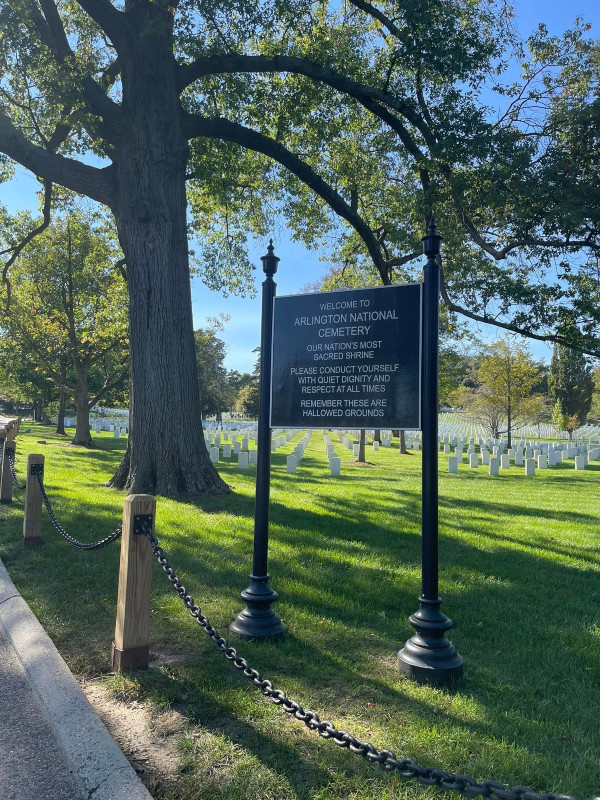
[1,0,598,372]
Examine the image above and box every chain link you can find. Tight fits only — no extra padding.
[7,452,27,489]
[35,472,122,550]
[142,523,586,800]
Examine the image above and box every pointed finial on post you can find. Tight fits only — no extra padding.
[422,217,442,260]
[261,239,280,276]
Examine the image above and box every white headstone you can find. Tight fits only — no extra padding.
[210,447,219,463]
[373,441,379,451]
[238,452,249,470]
[447,456,458,473]
[537,455,547,470]
[481,450,490,466]
[525,458,535,476]
[489,457,499,476]
[500,454,510,470]
[469,453,478,469]
[330,456,341,476]
[249,450,257,466]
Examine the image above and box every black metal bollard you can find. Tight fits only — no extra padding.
[397,220,463,687]
[230,241,286,640]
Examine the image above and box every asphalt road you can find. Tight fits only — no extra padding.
[0,621,84,800]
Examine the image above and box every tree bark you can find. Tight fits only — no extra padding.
[358,429,366,462]
[107,24,228,496]
[55,388,66,435]
[73,370,92,446]
[399,430,407,454]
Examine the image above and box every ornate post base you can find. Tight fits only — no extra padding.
[397,596,463,687]
[230,574,286,640]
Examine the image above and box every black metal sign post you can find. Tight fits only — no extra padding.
[397,221,463,686]
[230,242,286,640]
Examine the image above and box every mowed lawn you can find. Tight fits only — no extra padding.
[1,424,599,800]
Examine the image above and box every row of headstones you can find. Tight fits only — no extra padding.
[207,428,299,470]
[91,421,128,438]
[286,432,313,474]
[448,440,600,475]
[323,432,342,476]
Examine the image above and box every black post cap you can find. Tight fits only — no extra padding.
[261,239,280,276]
[422,219,442,259]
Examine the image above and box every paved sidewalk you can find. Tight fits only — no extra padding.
[0,559,153,800]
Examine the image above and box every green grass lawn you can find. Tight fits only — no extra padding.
[1,424,599,800]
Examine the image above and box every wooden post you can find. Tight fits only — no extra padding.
[23,454,44,546]
[1,437,17,505]
[0,428,6,498]
[112,494,156,670]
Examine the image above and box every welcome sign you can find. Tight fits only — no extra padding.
[270,284,422,429]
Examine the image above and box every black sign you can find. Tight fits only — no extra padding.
[270,284,422,429]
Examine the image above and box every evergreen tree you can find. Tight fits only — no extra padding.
[548,342,594,438]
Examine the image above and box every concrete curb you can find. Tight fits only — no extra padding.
[0,559,153,800]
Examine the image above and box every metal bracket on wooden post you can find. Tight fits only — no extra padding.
[112,495,156,671]
[133,514,153,534]
[23,454,44,546]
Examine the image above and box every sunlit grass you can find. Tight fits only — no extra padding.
[1,423,599,800]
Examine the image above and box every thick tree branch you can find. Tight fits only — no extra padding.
[0,110,115,206]
[346,0,404,41]
[25,0,123,135]
[89,366,129,408]
[74,0,131,52]
[177,54,431,141]
[184,112,391,281]
[440,272,600,357]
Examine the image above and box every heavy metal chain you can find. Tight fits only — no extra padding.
[7,452,27,490]
[142,522,588,800]
[35,472,122,550]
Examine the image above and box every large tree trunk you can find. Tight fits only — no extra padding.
[55,388,66,435]
[108,25,228,496]
[358,429,366,462]
[399,430,408,454]
[73,372,92,446]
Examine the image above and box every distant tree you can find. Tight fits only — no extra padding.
[590,366,600,420]
[548,340,594,439]
[0,335,56,421]
[223,370,254,413]
[237,382,260,419]
[1,213,129,445]
[452,337,543,447]
[194,327,227,420]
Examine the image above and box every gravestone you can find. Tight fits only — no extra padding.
[238,452,249,470]
[489,457,499,476]
[286,455,297,474]
[210,447,219,463]
[330,456,341,477]
[525,458,535,476]
[447,456,458,474]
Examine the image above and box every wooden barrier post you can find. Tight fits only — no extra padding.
[23,454,44,546]
[1,437,17,505]
[112,494,156,670]
[0,428,6,497]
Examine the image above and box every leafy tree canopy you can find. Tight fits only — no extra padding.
[0,0,598,493]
